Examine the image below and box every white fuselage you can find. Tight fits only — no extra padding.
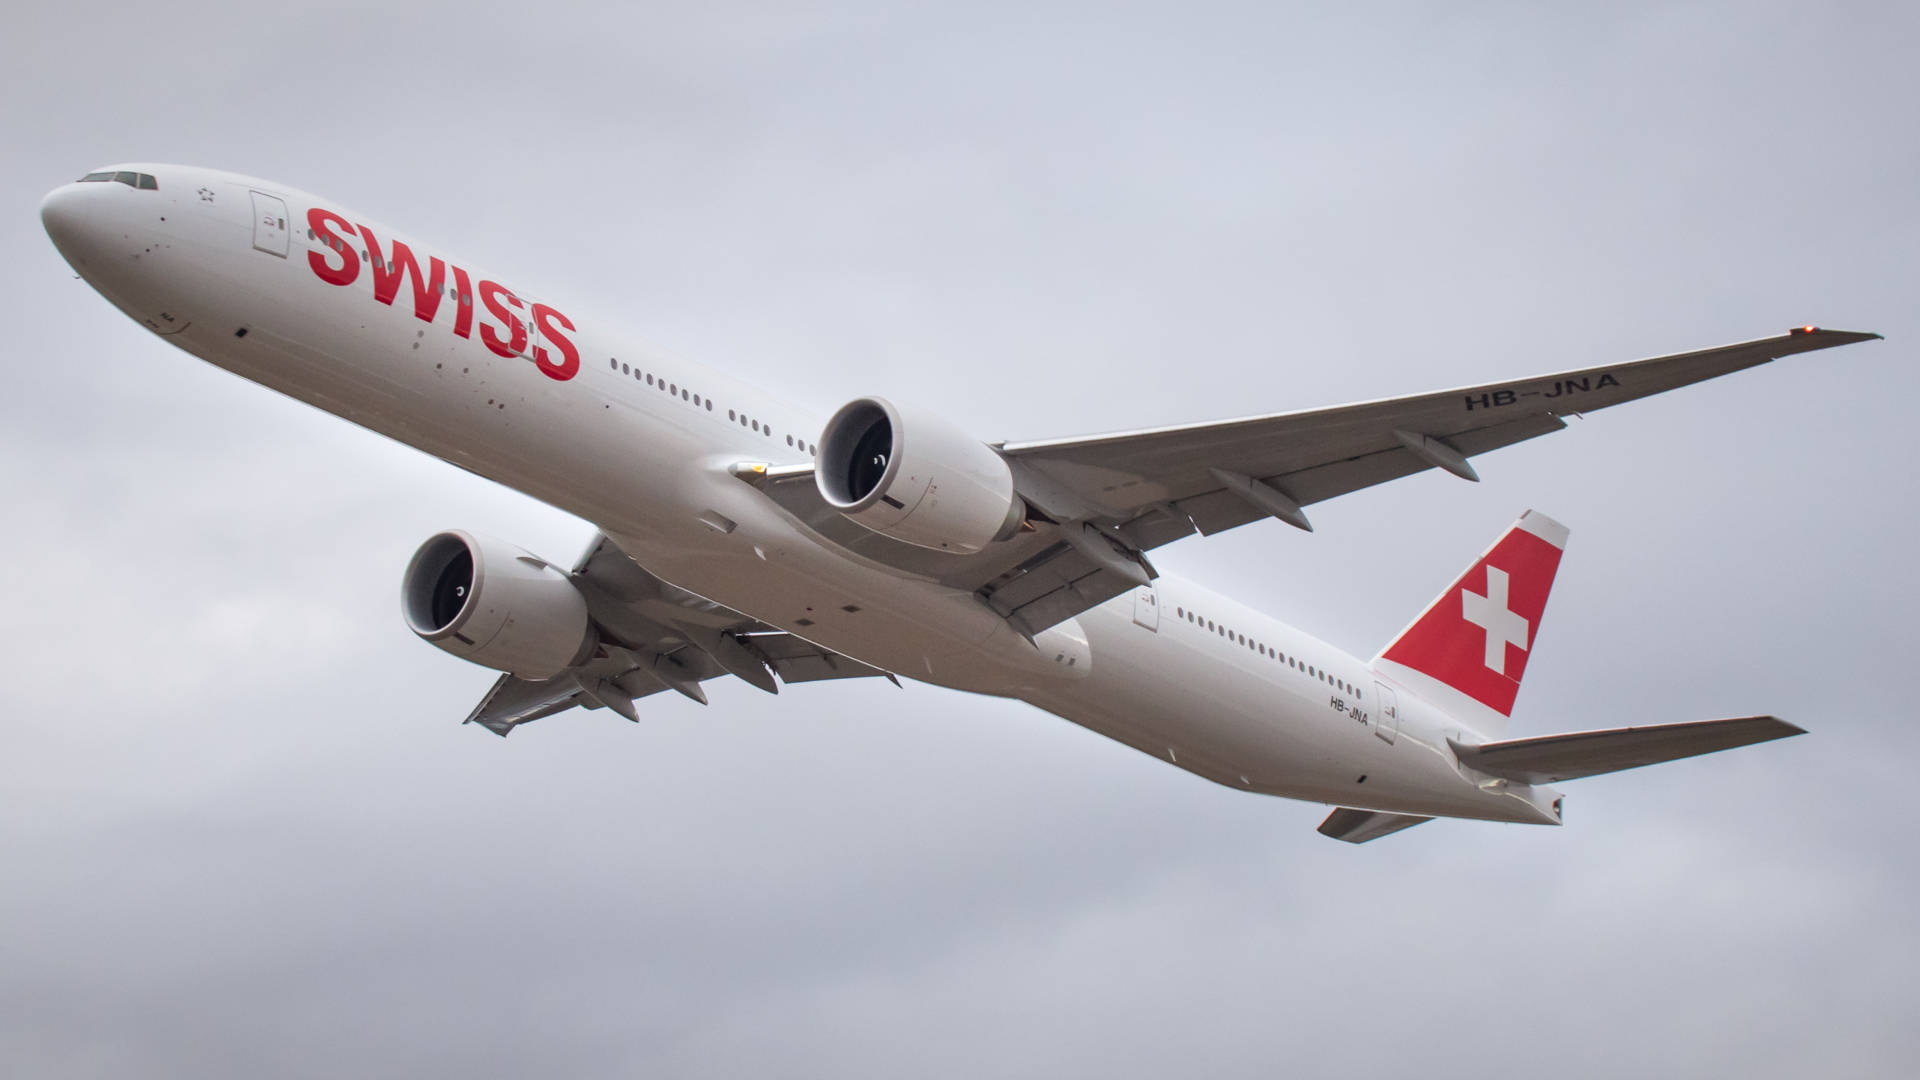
[42,164,1559,827]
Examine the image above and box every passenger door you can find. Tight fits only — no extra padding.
[1132,584,1160,631]
[1372,681,1399,745]
[249,191,289,258]
[523,294,547,363]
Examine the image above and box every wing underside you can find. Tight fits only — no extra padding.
[462,534,894,735]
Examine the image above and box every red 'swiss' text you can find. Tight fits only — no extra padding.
[306,207,580,381]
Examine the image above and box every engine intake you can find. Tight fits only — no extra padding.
[817,397,1024,554]
[401,530,595,679]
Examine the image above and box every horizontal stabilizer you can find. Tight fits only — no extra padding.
[1449,715,1805,784]
[1317,808,1434,844]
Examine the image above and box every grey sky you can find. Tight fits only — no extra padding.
[4,2,1916,1076]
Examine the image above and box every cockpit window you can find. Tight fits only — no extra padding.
[75,170,158,189]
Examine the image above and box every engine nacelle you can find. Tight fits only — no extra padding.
[401,530,595,679]
[816,397,1024,553]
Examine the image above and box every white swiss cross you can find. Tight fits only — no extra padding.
[1461,566,1529,675]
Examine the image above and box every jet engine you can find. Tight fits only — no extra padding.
[401,530,595,679]
[816,396,1025,554]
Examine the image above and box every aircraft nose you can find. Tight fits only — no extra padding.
[40,183,91,258]
[42,173,161,278]
[40,181,129,273]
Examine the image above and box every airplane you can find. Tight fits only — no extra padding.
[40,163,1883,843]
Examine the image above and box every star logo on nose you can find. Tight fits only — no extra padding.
[197,187,215,202]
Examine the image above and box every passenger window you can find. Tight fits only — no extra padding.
[692,394,701,405]
[646,374,654,386]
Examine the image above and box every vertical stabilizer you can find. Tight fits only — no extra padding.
[1372,510,1568,738]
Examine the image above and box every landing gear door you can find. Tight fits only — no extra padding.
[249,191,289,258]
[1132,584,1160,631]
[1372,681,1399,745]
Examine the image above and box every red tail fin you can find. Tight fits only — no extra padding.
[1374,510,1568,731]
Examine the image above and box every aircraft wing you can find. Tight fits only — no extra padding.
[463,533,894,736]
[997,326,1881,532]
[757,327,1879,637]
